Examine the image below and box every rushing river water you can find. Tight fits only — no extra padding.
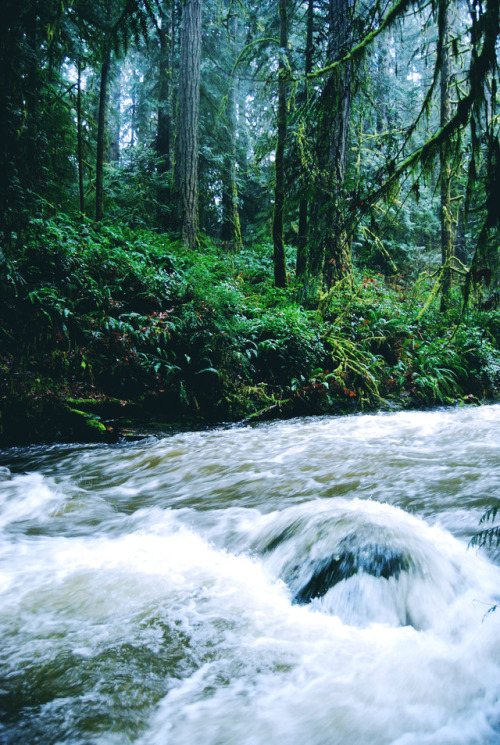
[0,405,499,745]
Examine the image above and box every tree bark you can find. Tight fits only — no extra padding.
[440,6,453,312]
[107,60,121,163]
[272,0,288,288]
[77,56,85,215]
[96,39,110,221]
[220,14,243,251]
[174,0,203,250]
[309,0,353,288]
[156,0,172,171]
[296,0,314,279]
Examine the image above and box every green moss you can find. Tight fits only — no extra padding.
[67,408,107,432]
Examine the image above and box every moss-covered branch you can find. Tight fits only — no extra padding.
[307,0,416,80]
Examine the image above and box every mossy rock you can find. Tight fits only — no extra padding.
[66,407,108,433]
[0,396,118,447]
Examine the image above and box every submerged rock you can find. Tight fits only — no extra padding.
[292,539,411,605]
[0,466,11,481]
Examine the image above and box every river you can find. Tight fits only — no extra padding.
[0,405,499,745]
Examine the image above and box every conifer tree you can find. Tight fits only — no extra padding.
[220,12,243,252]
[295,0,314,280]
[272,0,289,287]
[308,0,354,289]
[174,0,203,249]
[439,1,453,311]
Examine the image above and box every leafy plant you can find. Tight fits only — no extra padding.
[470,506,500,550]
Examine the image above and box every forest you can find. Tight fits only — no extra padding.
[1,0,500,445]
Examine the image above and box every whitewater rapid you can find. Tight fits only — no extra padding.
[0,406,499,744]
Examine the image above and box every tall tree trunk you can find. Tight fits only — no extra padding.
[220,14,243,251]
[296,0,314,279]
[440,6,453,312]
[107,61,121,163]
[156,0,172,170]
[25,7,42,199]
[77,56,85,215]
[130,71,137,147]
[272,0,288,288]
[375,27,389,137]
[309,0,353,289]
[155,0,176,229]
[96,39,111,221]
[220,114,243,250]
[174,0,203,250]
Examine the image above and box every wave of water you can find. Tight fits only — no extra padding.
[0,406,499,744]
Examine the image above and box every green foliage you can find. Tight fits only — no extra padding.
[0,216,323,421]
[104,149,171,229]
[316,271,500,406]
[470,505,500,619]
[470,506,500,550]
[1,214,499,443]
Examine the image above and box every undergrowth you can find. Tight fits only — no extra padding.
[0,213,499,444]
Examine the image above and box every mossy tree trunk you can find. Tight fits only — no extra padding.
[77,54,85,215]
[308,0,353,290]
[220,14,243,252]
[107,60,121,163]
[156,0,172,172]
[296,0,314,280]
[440,5,453,312]
[272,0,288,288]
[96,36,111,222]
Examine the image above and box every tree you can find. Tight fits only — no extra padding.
[174,0,203,249]
[309,0,354,289]
[74,0,153,221]
[154,0,174,173]
[272,0,288,287]
[0,0,76,242]
[76,50,86,214]
[295,0,314,280]
[439,1,453,311]
[95,2,112,222]
[220,12,243,252]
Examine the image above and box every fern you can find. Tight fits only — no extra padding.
[470,506,500,549]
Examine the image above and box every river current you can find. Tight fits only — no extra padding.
[0,405,499,745]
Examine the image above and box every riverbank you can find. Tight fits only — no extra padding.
[1,215,499,447]
[0,379,495,448]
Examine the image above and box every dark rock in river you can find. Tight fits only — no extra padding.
[292,539,411,605]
